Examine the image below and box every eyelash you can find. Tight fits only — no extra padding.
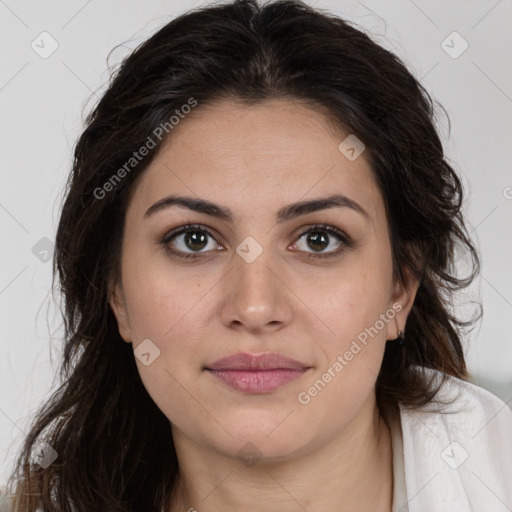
[159,223,354,261]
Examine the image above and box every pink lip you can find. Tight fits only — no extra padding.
[204,352,311,393]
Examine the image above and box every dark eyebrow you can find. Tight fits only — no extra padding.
[144,194,370,223]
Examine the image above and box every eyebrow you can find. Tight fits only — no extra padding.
[144,193,370,223]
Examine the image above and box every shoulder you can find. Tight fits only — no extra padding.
[397,368,512,511]
[400,367,512,433]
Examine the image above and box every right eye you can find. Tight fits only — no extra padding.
[159,224,224,260]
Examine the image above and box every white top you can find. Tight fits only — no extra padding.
[1,370,511,511]
[390,404,408,512]
[391,369,512,511]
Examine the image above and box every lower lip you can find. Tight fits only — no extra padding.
[205,368,308,393]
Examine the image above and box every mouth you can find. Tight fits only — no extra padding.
[204,352,312,393]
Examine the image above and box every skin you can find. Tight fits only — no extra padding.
[109,98,420,511]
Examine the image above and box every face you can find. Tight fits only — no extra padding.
[109,98,418,462]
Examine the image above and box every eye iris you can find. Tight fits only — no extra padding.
[185,230,208,251]
[307,231,328,252]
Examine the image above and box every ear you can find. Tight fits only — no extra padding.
[386,265,420,341]
[108,279,133,343]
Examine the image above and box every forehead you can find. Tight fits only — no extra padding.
[128,98,384,226]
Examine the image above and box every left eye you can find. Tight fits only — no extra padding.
[291,225,350,257]
[163,226,221,255]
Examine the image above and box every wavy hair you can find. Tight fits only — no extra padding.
[5,0,481,510]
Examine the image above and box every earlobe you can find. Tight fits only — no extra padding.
[108,281,133,343]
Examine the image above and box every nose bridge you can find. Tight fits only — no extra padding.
[233,239,277,306]
[221,235,291,331]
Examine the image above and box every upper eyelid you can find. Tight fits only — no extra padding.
[164,223,223,243]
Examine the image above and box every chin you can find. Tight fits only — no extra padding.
[210,414,317,463]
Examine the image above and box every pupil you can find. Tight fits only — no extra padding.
[308,231,328,251]
[185,231,207,251]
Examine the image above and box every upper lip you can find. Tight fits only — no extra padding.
[205,352,311,371]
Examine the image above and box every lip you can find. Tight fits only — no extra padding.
[204,352,311,393]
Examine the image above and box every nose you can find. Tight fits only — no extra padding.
[219,246,294,334]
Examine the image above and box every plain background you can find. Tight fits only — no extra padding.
[1,0,511,484]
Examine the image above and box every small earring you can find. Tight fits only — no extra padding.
[396,329,405,345]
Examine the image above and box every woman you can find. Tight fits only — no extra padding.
[3,0,511,510]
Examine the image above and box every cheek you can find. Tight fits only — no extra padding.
[312,260,393,349]
[135,355,207,438]
[127,279,208,423]
[122,255,212,342]
[295,281,392,428]
[122,262,212,394]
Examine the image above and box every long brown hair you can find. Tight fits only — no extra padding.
[5,0,481,510]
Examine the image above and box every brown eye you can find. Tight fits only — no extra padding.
[183,230,209,251]
[292,224,353,259]
[160,224,223,260]
[305,231,330,252]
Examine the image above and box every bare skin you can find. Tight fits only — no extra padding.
[109,98,419,511]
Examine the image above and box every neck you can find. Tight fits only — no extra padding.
[169,394,394,512]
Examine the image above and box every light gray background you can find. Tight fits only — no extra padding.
[1,0,511,484]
